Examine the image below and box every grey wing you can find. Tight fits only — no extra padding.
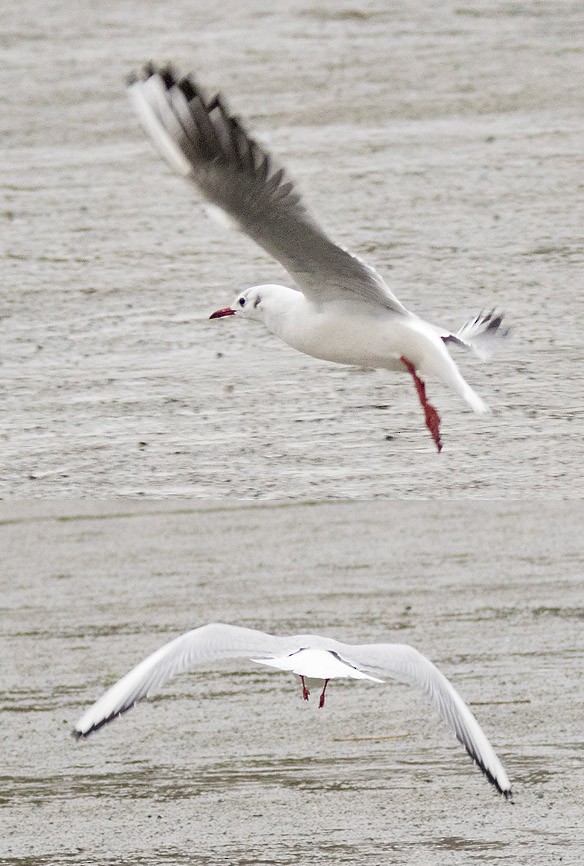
[73,623,293,738]
[339,642,512,798]
[127,63,408,315]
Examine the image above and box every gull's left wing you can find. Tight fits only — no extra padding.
[338,641,512,798]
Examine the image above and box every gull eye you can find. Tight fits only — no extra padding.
[239,297,246,308]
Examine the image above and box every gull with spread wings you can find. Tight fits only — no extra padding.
[127,63,509,451]
[74,622,512,799]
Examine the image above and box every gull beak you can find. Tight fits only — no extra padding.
[209,307,237,319]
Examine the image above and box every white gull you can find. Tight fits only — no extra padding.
[127,63,509,451]
[73,622,512,798]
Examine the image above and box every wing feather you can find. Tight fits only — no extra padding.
[73,623,292,739]
[127,63,408,315]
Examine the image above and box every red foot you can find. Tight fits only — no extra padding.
[318,679,329,709]
[300,675,310,701]
[400,356,443,452]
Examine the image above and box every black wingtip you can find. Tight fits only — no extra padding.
[207,93,230,115]
[178,75,197,101]
[71,705,134,741]
[460,739,512,800]
[127,61,158,88]
[159,64,177,89]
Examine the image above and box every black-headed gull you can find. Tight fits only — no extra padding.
[73,622,511,798]
[127,63,509,451]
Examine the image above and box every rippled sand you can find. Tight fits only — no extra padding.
[2,0,584,497]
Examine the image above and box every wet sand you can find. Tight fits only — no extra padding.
[2,0,584,497]
[2,501,583,864]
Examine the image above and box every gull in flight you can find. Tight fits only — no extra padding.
[73,622,512,798]
[127,63,509,451]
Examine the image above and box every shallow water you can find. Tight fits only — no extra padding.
[2,502,584,864]
[1,0,584,496]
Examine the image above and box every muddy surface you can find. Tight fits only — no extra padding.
[2,501,583,864]
[2,0,584,497]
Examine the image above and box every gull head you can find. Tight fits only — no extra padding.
[210,287,263,322]
[209,284,296,325]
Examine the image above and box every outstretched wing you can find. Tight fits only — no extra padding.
[127,63,408,315]
[339,642,512,798]
[73,622,293,738]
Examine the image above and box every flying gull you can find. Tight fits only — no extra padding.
[73,622,512,798]
[127,63,509,451]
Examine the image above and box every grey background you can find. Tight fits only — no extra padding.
[2,0,583,497]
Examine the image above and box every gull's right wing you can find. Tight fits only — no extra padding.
[73,622,291,738]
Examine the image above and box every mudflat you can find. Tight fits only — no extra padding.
[2,501,583,864]
[2,1,583,496]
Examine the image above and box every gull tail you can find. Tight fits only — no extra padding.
[418,335,490,415]
[458,380,489,414]
[443,310,510,362]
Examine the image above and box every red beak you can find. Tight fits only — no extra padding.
[209,307,236,319]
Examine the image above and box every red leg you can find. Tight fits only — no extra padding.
[318,679,329,709]
[300,675,310,701]
[400,356,443,452]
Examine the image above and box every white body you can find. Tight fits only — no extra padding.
[252,647,383,681]
[243,284,489,413]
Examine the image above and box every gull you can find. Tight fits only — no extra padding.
[127,63,509,451]
[73,622,511,798]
